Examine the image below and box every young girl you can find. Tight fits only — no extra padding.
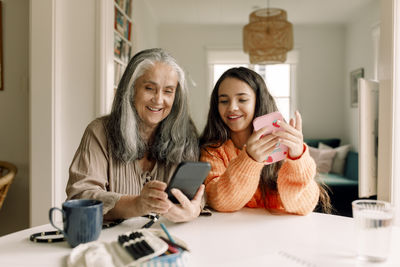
[200,67,330,215]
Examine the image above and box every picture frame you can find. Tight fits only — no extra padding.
[350,68,364,108]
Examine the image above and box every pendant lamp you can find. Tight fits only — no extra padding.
[243,7,293,64]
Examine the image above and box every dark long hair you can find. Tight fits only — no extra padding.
[200,67,331,213]
[106,48,199,164]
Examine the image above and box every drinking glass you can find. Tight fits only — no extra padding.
[352,199,394,262]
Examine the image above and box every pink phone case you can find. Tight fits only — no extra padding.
[253,111,288,165]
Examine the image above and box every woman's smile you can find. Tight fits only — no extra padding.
[134,62,178,131]
[146,106,163,112]
[218,77,256,136]
[227,114,243,121]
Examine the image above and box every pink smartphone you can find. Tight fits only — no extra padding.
[252,111,288,165]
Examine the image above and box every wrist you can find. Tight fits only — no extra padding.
[132,195,147,217]
[287,144,306,160]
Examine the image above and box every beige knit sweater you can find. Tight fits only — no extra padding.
[66,118,175,215]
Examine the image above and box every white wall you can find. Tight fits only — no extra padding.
[0,0,29,236]
[344,0,380,151]
[55,0,98,214]
[158,24,242,131]
[158,24,347,140]
[132,0,158,52]
[294,25,346,141]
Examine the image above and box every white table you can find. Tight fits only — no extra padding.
[0,208,399,267]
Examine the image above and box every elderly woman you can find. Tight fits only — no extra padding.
[66,48,203,223]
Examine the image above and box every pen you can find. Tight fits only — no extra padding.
[159,236,190,252]
[160,223,176,243]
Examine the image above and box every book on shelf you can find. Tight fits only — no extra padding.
[114,61,119,85]
[121,41,132,63]
[114,7,125,37]
[125,21,132,41]
[114,6,132,41]
[114,32,123,59]
[125,0,132,18]
[114,61,125,87]
[115,0,125,11]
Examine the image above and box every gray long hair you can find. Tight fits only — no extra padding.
[106,48,199,164]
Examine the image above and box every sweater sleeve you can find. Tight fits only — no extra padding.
[277,145,319,215]
[66,119,121,215]
[200,144,265,212]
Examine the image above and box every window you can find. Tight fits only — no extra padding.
[212,63,293,121]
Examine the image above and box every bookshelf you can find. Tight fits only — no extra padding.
[114,0,133,91]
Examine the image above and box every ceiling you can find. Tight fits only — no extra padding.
[145,0,376,25]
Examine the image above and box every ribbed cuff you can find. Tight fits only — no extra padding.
[281,145,316,183]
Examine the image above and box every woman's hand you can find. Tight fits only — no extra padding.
[136,180,172,215]
[246,126,280,163]
[272,110,304,158]
[162,184,205,223]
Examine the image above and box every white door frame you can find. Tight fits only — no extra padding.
[391,0,400,225]
[95,0,114,116]
[29,0,56,226]
[377,0,396,203]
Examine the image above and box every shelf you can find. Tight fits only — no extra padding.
[114,1,132,22]
[114,29,131,45]
[114,7,132,41]
[114,60,125,88]
[113,0,133,92]
[113,57,126,66]
[114,31,132,64]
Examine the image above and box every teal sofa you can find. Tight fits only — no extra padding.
[304,138,359,217]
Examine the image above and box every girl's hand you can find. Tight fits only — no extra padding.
[246,126,280,163]
[136,180,172,215]
[162,184,205,223]
[272,110,304,158]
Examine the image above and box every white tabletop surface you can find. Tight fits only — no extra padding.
[0,208,399,267]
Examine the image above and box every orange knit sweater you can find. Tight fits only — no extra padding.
[200,140,319,215]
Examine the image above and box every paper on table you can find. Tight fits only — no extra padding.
[221,251,316,267]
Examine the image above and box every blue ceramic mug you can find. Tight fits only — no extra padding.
[49,199,103,247]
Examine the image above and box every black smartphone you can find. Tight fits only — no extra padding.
[166,161,211,204]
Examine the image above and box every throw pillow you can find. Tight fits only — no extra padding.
[308,147,336,173]
[318,143,351,175]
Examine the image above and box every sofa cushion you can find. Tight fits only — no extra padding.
[304,138,341,148]
[309,147,336,173]
[317,172,358,187]
[318,143,351,175]
[344,151,359,181]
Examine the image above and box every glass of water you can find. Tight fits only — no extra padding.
[352,199,394,262]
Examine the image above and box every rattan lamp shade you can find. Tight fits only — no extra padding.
[243,8,293,64]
